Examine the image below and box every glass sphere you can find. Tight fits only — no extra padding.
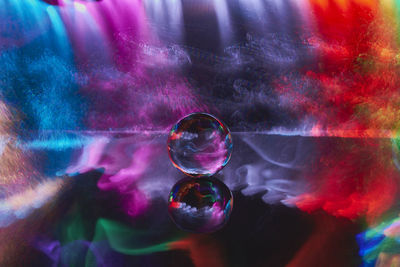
[167,113,233,177]
[168,177,233,233]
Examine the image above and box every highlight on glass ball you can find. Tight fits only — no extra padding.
[167,113,233,177]
[168,177,233,233]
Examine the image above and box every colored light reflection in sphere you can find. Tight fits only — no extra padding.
[168,177,233,233]
[392,136,400,170]
[167,113,233,177]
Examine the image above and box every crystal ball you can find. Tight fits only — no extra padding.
[167,113,233,177]
[168,177,233,233]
